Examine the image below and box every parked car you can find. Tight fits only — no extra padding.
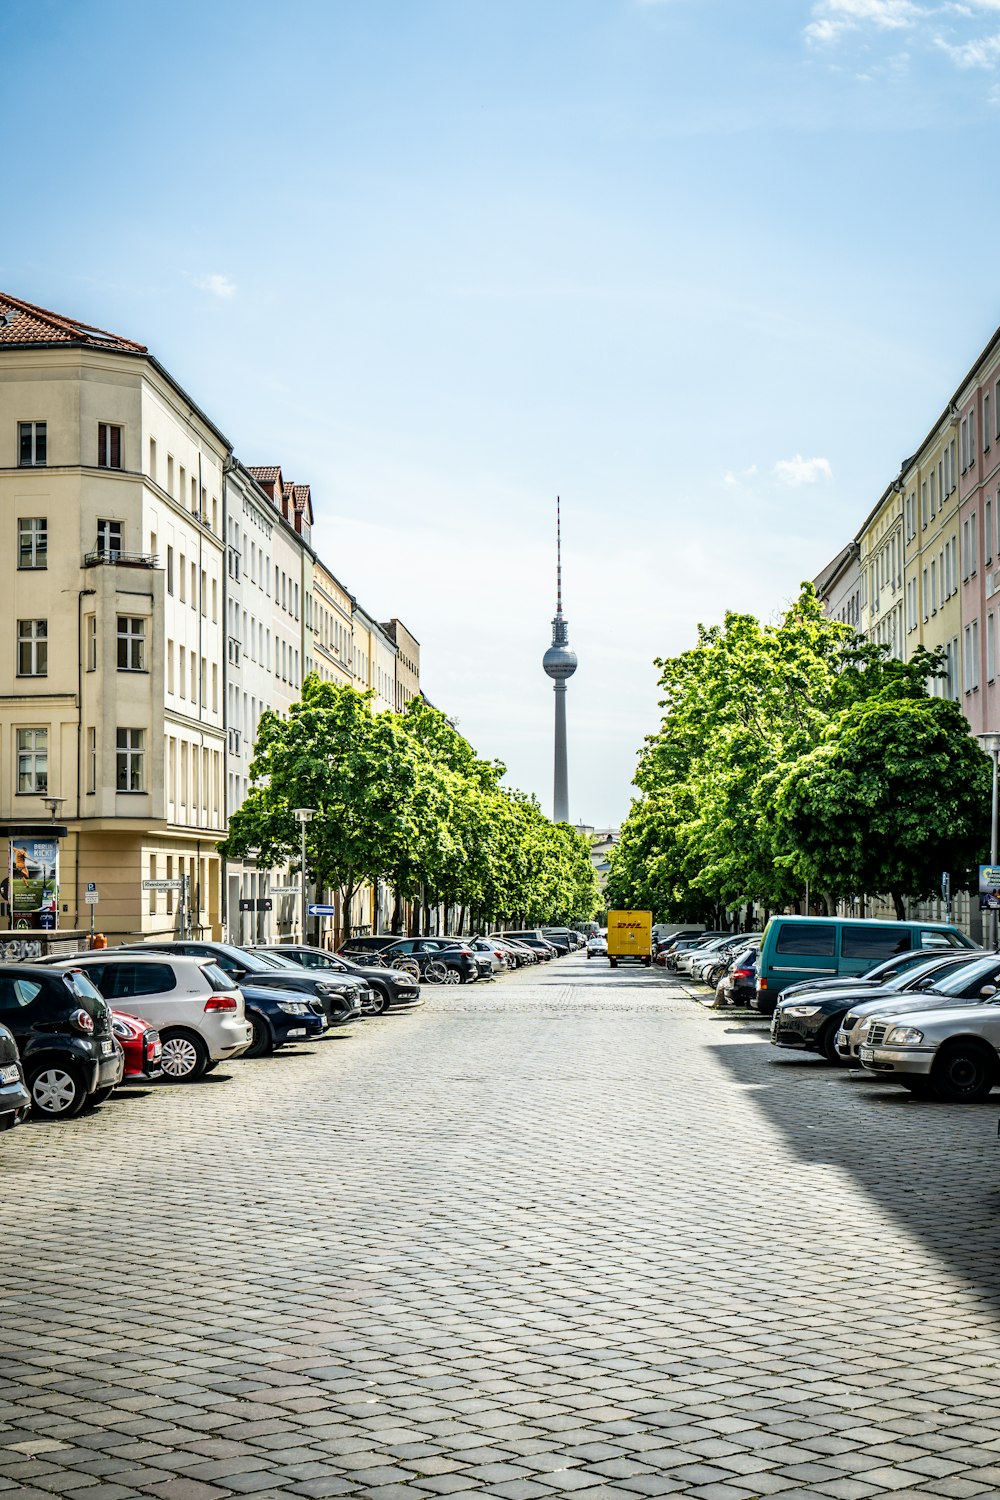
[691,934,761,986]
[756,915,977,1008]
[249,944,422,1013]
[676,935,735,976]
[540,928,575,955]
[769,946,962,1006]
[0,965,122,1118]
[857,981,1000,1101]
[721,945,760,1006]
[488,936,537,967]
[502,931,559,959]
[587,934,608,959]
[378,937,479,983]
[120,942,363,1026]
[111,1010,163,1081]
[338,934,401,960]
[664,932,729,969]
[0,1020,31,1131]
[836,954,1000,1063]
[468,937,510,974]
[44,953,253,1082]
[239,983,327,1057]
[769,952,980,1064]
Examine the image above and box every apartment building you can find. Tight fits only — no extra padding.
[309,558,354,686]
[956,335,1000,736]
[901,410,961,699]
[858,481,904,659]
[0,291,228,939]
[382,618,421,712]
[352,603,398,714]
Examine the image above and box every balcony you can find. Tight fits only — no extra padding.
[84,550,158,569]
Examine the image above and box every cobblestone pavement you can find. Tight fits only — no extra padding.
[6,952,1000,1500]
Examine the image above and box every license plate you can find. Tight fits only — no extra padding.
[835,1031,848,1048]
[352,998,361,1010]
[0,1064,19,1084]
[101,1041,115,1056]
[287,1028,306,1037]
[859,1046,874,1062]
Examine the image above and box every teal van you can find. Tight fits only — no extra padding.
[756,915,977,1005]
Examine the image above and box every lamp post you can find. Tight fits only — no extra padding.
[293,808,315,944]
[977,734,1000,951]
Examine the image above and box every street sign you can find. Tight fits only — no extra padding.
[269,886,300,896]
[86,882,97,894]
[84,892,99,905]
[142,879,185,891]
[308,904,337,916]
[239,898,272,912]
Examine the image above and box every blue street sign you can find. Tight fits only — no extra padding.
[86,881,97,893]
[308,904,337,916]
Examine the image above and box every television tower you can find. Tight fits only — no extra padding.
[542,496,578,823]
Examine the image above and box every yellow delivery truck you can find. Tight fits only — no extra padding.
[607,910,653,968]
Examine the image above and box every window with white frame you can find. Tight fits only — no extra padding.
[16,517,47,570]
[931,558,937,612]
[988,500,994,566]
[16,728,48,794]
[97,519,122,559]
[986,394,992,452]
[87,727,96,794]
[116,616,146,671]
[961,419,969,472]
[921,480,928,527]
[18,421,46,466]
[971,407,977,464]
[17,619,47,676]
[116,728,144,792]
[963,519,971,579]
[989,613,996,683]
[972,511,978,574]
[922,568,929,621]
[930,470,936,517]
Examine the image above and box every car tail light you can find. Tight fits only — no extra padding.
[733,968,751,980]
[759,977,768,990]
[70,1007,94,1034]
[204,995,238,1012]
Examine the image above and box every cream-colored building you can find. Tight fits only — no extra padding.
[900,411,961,697]
[0,291,227,940]
[382,618,421,712]
[309,558,354,687]
[857,480,904,659]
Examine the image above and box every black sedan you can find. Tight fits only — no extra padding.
[240,983,328,1057]
[0,1021,30,1131]
[769,952,983,1063]
[0,965,123,1119]
[249,945,421,1014]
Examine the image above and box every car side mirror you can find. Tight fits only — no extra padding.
[980,985,998,998]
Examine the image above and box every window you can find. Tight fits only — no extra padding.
[972,511,978,574]
[964,621,980,692]
[179,553,186,602]
[970,407,977,464]
[190,561,196,604]
[989,613,996,684]
[921,481,928,528]
[988,501,994,566]
[961,418,969,472]
[166,545,174,595]
[149,437,157,481]
[17,517,47,569]
[930,470,936,517]
[986,395,991,451]
[963,519,971,579]
[86,615,97,671]
[97,519,122,559]
[18,421,46,466]
[774,923,836,957]
[167,454,174,495]
[922,567,929,621]
[179,646,186,698]
[16,728,48,794]
[841,926,910,959]
[17,619,47,676]
[97,423,123,469]
[930,558,937,612]
[116,728,144,792]
[116,616,145,671]
[87,727,96,793]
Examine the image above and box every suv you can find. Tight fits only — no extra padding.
[0,1021,31,1131]
[121,942,363,1025]
[378,938,479,983]
[251,944,422,1014]
[0,965,122,1118]
[43,953,252,1082]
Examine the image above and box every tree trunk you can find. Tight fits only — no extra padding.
[391,887,403,934]
[341,876,356,943]
[891,890,906,921]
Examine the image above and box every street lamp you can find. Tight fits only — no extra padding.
[293,808,315,944]
[977,733,1000,952]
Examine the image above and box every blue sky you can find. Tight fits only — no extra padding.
[3,0,1000,824]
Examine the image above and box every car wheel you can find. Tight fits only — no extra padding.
[819,1019,845,1065]
[160,1029,209,1082]
[28,1062,89,1119]
[364,991,389,1015]
[243,1013,273,1059]
[930,1042,996,1103]
[88,1086,115,1107]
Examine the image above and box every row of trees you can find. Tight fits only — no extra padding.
[605,586,992,922]
[220,677,601,936]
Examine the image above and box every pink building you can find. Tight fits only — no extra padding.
[957,332,1000,738]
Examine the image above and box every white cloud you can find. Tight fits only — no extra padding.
[935,28,1000,61]
[772,454,833,486]
[193,273,237,299]
[805,0,924,43]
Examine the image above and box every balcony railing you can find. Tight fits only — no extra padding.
[84,550,158,568]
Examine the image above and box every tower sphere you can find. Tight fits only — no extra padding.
[543,643,578,680]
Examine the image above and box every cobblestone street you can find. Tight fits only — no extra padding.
[7,951,1000,1500]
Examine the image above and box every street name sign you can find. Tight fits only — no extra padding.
[142,879,185,891]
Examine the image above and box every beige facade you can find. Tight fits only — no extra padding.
[857,481,904,658]
[309,559,353,686]
[382,618,421,712]
[901,413,961,697]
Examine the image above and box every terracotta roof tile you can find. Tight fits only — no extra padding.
[0,291,147,352]
[248,466,282,483]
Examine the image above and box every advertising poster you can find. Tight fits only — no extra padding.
[7,838,59,930]
[979,865,1000,912]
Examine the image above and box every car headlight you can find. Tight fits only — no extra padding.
[277,1000,310,1015]
[782,1004,822,1017]
[317,983,339,996]
[885,1026,924,1045]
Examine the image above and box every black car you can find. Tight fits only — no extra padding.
[722,945,760,1006]
[240,983,327,1057]
[378,937,479,983]
[0,965,122,1119]
[250,944,421,1014]
[770,952,984,1063]
[0,1021,30,1131]
[120,942,362,1025]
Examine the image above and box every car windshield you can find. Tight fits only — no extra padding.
[253,950,301,969]
[927,956,999,996]
[876,957,960,991]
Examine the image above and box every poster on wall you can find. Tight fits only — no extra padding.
[979,865,1000,912]
[7,838,59,930]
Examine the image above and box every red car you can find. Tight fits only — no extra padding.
[111,1010,162,1080]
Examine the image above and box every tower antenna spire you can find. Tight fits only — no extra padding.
[556,495,562,613]
[542,494,577,823]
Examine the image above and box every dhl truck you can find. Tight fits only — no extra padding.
[607,910,653,968]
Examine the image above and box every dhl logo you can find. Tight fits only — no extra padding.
[613,922,645,929]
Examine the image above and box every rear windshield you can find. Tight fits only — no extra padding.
[774,923,837,957]
[201,963,238,991]
[60,970,107,1016]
